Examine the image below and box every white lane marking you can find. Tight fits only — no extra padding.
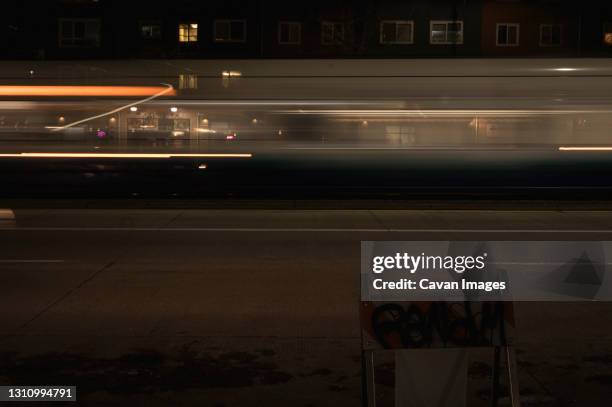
[0,227,611,233]
[0,259,64,263]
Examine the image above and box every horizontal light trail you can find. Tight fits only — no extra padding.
[0,209,15,219]
[0,153,252,159]
[0,85,177,97]
[0,227,610,233]
[280,109,612,117]
[0,259,64,263]
[150,100,405,106]
[283,147,550,151]
[559,147,612,151]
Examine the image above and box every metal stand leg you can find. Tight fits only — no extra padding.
[491,346,501,407]
[362,350,376,407]
[505,346,521,407]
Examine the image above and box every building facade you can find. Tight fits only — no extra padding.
[2,0,611,59]
[482,0,581,57]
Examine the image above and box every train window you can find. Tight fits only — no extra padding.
[128,117,159,131]
[539,24,562,46]
[179,74,198,90]
[380,21,414,45]
[496,23,519,46]
[430,21,463,45]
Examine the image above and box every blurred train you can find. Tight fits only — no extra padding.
[0,59,611,199]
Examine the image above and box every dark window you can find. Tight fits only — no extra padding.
[59,19,101,47]
[141,23,161,39]
[214,20,246,42]
[322,22,344,45]
[380,21,414,44]
[540,24,561,46]
[278,22,301,44]
[430,21,463,44]
[496,23,519,46]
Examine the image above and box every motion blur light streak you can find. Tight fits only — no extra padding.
[0,209,15,220]
[221,70,242,77]
[0,153,252,159]
[281,109,612,117]
[0,86,177,97]
[559,147,612,151]
[149,100,402,106]
[52,83,175,131]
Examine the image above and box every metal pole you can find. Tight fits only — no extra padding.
[490,346,501,407]
[506,346,522,407]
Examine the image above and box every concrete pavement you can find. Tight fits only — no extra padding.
[1,209,612,405]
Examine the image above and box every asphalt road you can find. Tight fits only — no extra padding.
[1,209,612,406]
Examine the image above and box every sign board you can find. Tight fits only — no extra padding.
[361,301,514,350]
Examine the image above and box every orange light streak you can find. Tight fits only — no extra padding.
[0,86,177,97]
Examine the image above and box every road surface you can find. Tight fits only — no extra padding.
[1,208,612,405]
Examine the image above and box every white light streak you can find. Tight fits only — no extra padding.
[51,84,175,132]
[559,147,612,151]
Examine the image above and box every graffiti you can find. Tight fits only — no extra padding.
[363,302,512,349]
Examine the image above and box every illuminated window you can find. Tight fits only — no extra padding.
[141,23,161,39]
[214,20,246,42]
[179,74,198,89]
[604,23,612,45]
[322,22,344,45]
[179,23,198,43]
[430,20,463,44]
[539,24,561,46]
[59,19,100,47]
[128,117,159,131]
[496,23,519,46]
[278,22,301,45]
[380,21,414,44]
